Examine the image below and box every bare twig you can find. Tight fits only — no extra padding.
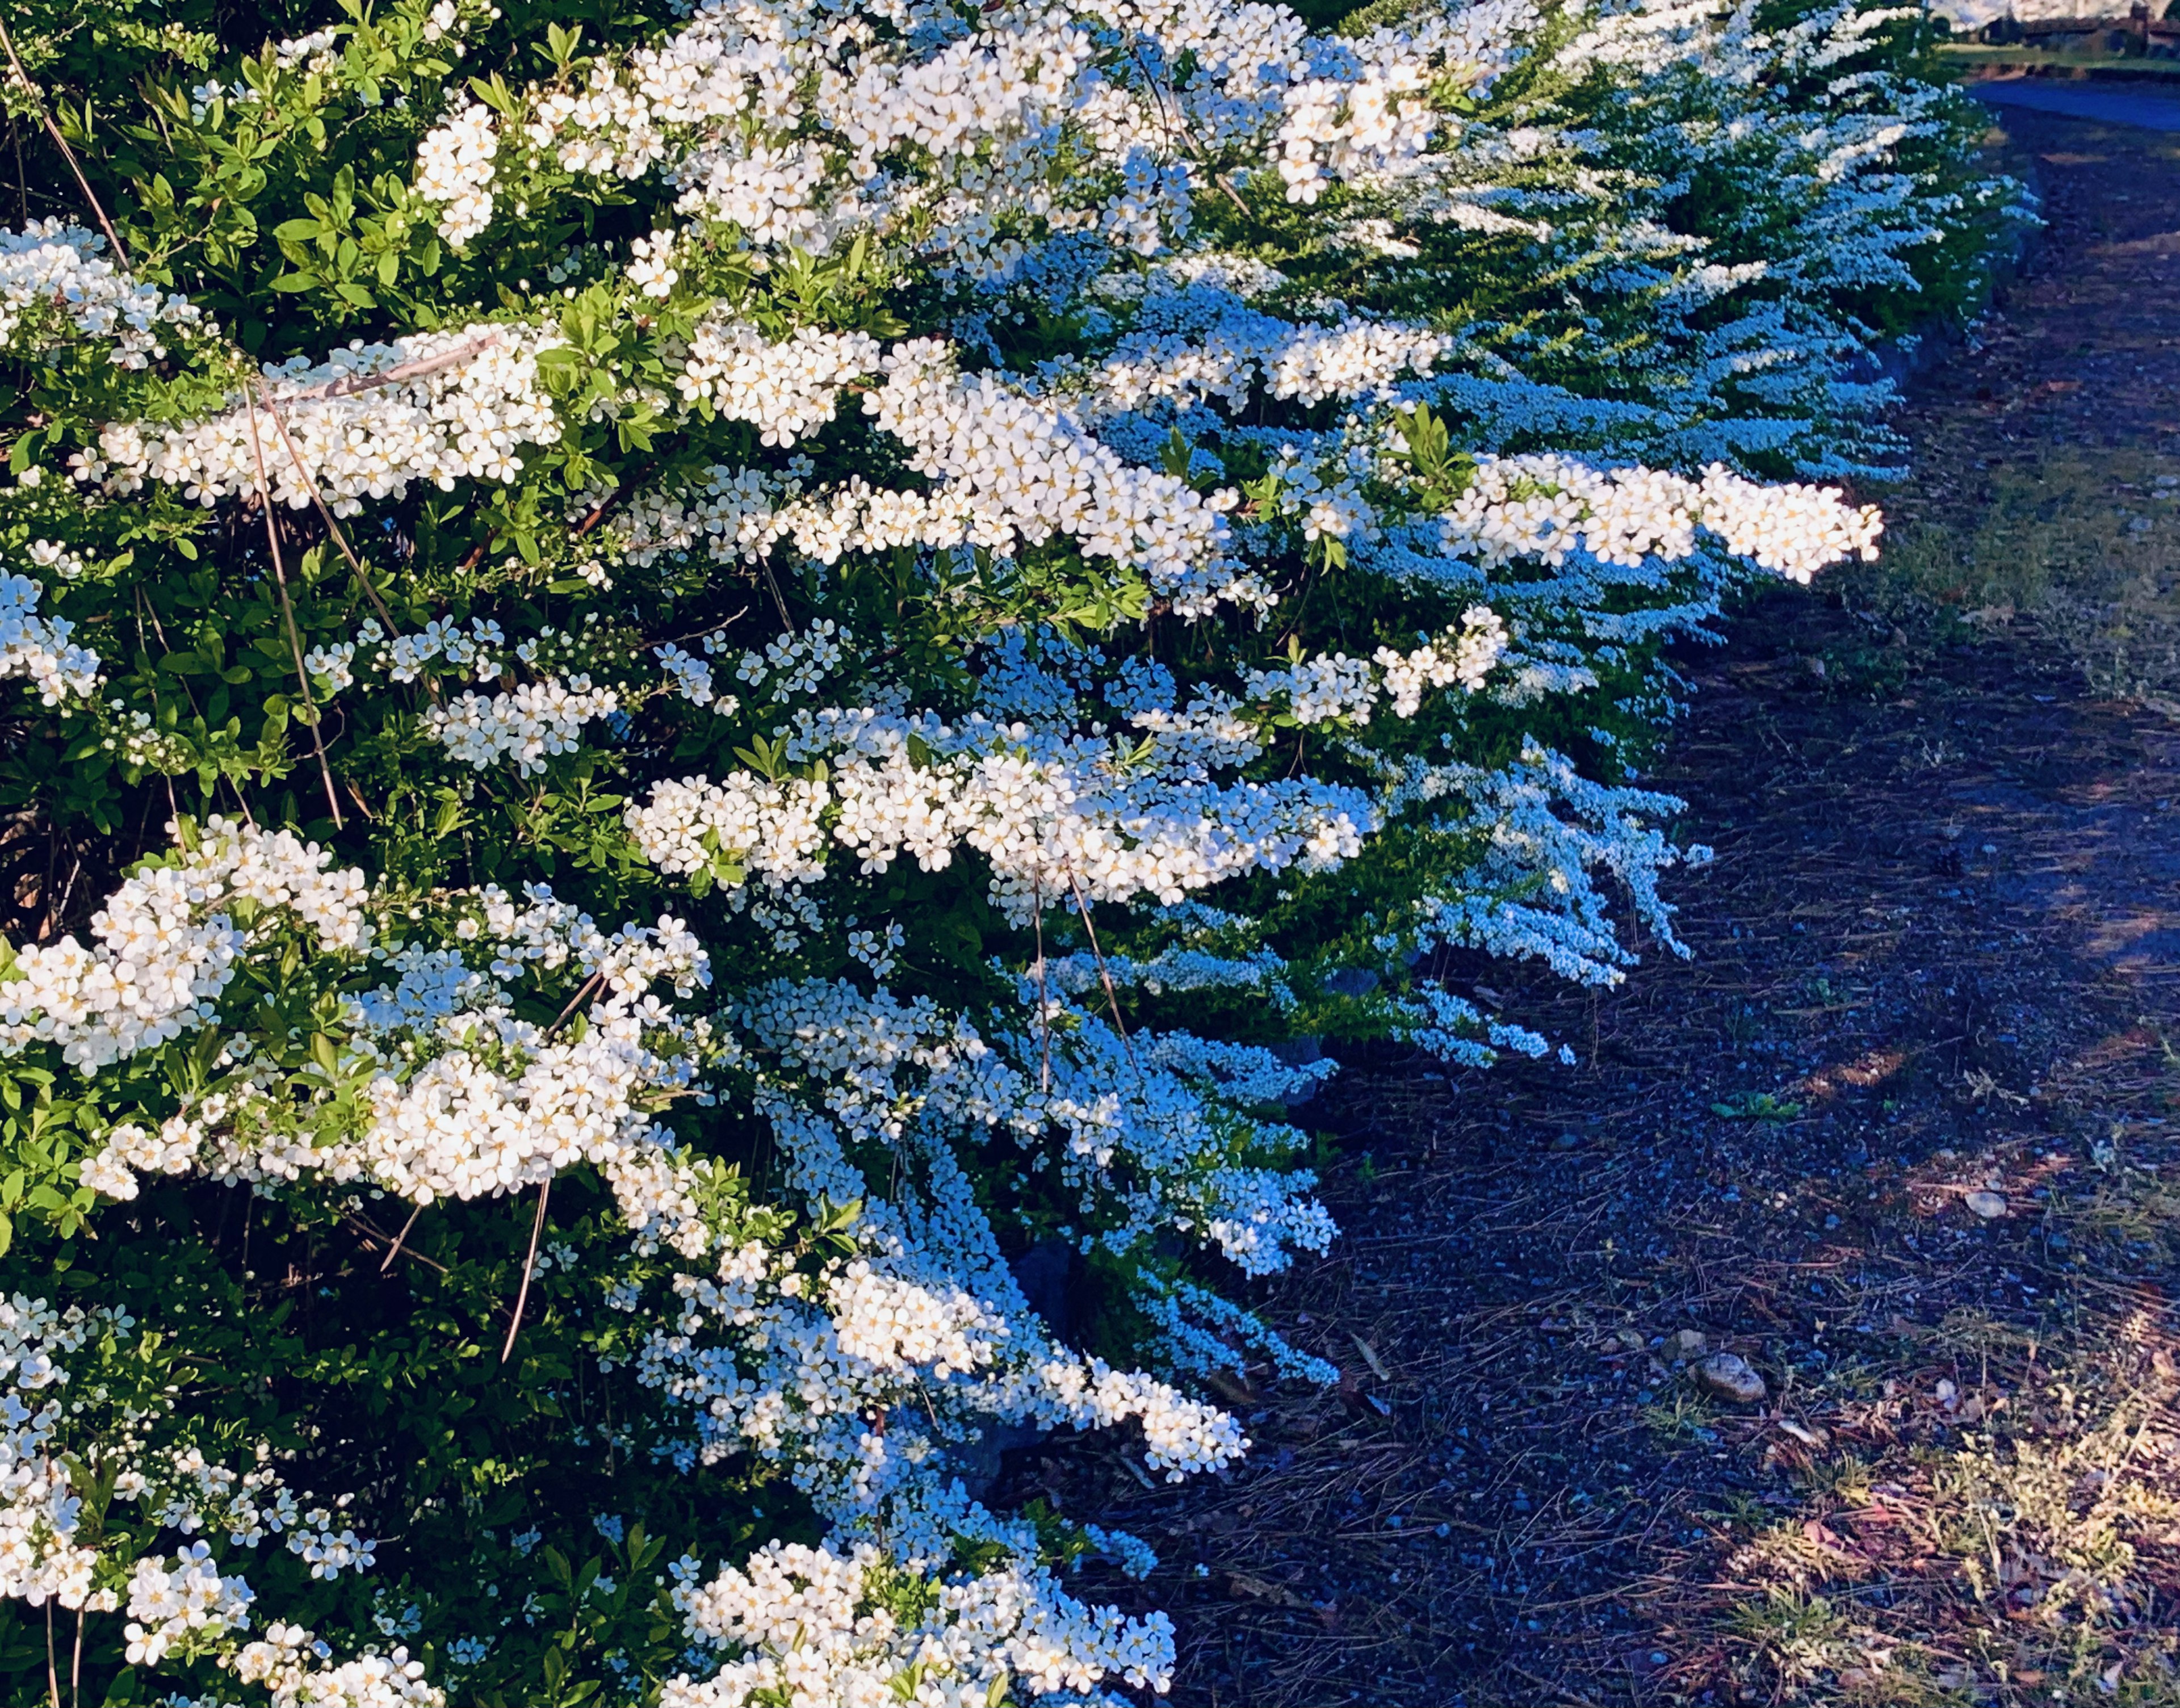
[1032,878,1053,1094]
[0,18,128,266]
[267,330,504,404]
[501,1178,552,1365]
[1064,867,1135,1068]
[378,1202,426,1274]
[545,971,605,1039]
[242,391,344,831]
[254,373,442,709]
[254,379,401,630]
[342,1213,451,1278]
[760,560,794,631]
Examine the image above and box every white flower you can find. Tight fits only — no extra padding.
[413,102,500,245]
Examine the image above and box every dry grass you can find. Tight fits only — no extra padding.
[1711,1317,2180,1706]
[1837,447,2180,703]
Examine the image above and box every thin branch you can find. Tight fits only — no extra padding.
[1064,867,1135,1068]
[242,391,344,832]
[760,560,794,631]
[544,971,604,1039]
[253,373,441,708]
[0,18,128,267]
[51,847,78,934]
[221,775,258,828]
[571,456,658,541]
[378,1201,426,1274]
[1032,878,1053,1094]
[253,379,402,631]
[43,1602,57,1708]
[501,1178,552,1365]
[267,330,503,404]
[645,605,751,651]
[342,1213,451,1278]
[10,111,27,225]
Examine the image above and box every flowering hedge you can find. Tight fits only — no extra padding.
[0,0,2011,1701]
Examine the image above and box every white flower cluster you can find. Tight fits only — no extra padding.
[0,223,203,367]
[661,1539,1174,1706]
[0,1298,422,1704]
[274,26,342,68]
[425,675,622,773]
[295,612,618,704]
[85,328,561,514]
[1081,312,1449,416]
[0,1295,108,1610]
[77,884,714,1245]
[121,1443,374,1589]
[735,621,846,703]
[247,1650,437,1708]
[623,976,1310,1550]
[519,1,1099,257]
[868,341,1252,615]
[656,642,734,709]
[1273,3,1535,203]
[0,823,711,1259]
[1243,605,1508,725]
[412,101,499,245]
[626,711,1372,917]
[231,1630,440,1708]
[1403,746,1716,989]
[1377,605,1508,715]
[0,819,367,1072]
[677,321,882,446]
[124,1545,257,1666]
[1437,454,1884,582]
[501,0,1534,271]
[0,573,102,705]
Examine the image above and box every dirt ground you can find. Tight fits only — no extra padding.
[1017,108,2180,1706]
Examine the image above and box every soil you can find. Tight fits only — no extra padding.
[1012,106,2180,1706]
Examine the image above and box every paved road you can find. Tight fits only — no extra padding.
[1972,74,2180,130]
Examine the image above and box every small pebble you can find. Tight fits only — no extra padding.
[1693,1352,1767,1404]
[1965,1190,2007,1220]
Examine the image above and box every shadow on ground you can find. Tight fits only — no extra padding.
[1013,107,2180,1707]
